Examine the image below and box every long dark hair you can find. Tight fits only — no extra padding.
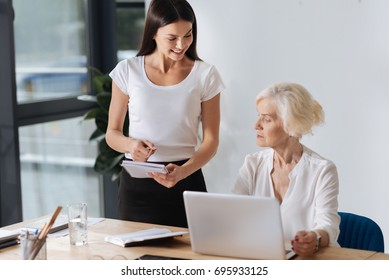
[137,0,200,61]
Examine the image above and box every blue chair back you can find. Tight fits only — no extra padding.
[337,212,384,252]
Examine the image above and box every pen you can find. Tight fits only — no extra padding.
[146,147,153,159]
[37,223,46,237]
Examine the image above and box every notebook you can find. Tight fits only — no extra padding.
[105,228,188,247]
[183,191,296,260]
[121,160,168,178]
[24,214,69,234]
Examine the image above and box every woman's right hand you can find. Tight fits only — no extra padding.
[291,231,318,256]
[128,139,156,162]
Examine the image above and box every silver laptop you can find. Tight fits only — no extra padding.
[183,191,295,260]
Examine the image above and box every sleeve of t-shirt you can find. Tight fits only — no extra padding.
[109,59,130,96]
[201,65,225,102]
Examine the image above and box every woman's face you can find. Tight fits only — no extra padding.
[254,98,289,148]
[154,20,193,61]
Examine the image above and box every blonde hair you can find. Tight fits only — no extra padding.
[256,82,324,139]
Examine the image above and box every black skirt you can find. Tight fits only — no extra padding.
[118,159,207,228]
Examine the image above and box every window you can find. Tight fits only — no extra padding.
[19,117,101,219]
[116,1,145,61]
[0,0,145,225]
[14,0,88,103]
[12,0,103,219]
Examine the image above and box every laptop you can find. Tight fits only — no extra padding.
[183,191,295,260]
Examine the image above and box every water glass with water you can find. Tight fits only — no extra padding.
[67,202,87,246]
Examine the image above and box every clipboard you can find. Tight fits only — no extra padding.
[121,160,168,178]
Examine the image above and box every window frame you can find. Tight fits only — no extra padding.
[0,0,23,226]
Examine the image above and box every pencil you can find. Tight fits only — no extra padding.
[29,206,63,260]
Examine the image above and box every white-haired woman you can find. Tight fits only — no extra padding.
[232,82,340,257]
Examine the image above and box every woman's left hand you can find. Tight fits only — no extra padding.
[147,163,185,188]
[291,231,318,256]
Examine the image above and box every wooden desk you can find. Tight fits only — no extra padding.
[366,252,389,260]
[0,218,386,260]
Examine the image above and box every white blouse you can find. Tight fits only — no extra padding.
[232,145,340,246]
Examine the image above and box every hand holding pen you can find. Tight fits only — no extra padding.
[129,139,156,162]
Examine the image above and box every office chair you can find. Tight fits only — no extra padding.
[337,212,385,252]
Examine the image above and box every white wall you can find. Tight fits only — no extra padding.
[189,0,389,253]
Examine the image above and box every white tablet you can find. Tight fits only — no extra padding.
[121,160,168,178]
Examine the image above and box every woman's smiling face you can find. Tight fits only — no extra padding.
[154,20,193,61]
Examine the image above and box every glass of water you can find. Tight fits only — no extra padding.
[67,202,87,246]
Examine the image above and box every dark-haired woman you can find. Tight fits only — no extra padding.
[106,0,225,227]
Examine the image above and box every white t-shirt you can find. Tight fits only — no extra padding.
[109,56,225,162]
[232,145,340,246]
